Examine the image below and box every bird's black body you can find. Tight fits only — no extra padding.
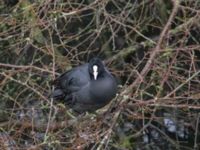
[52,58,117,113]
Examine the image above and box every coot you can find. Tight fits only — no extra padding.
[52,58,117,113]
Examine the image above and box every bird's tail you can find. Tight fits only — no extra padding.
[51,89,65,100]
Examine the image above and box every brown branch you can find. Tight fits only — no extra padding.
[0,62,59,76]
[122,0,180,95]
[0,72,49,102]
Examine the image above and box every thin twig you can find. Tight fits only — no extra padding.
[122,0,180,95]
[0,63,59,76]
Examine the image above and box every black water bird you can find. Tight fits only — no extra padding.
[52,58,117,113]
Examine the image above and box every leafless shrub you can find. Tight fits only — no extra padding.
[0,0,200,149]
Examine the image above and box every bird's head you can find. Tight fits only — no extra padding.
[88,58,105,80]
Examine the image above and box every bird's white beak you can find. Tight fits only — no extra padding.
[93,65,98,80]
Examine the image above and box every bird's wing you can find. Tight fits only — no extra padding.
[54,65,90,93]
[53,69,71,88]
